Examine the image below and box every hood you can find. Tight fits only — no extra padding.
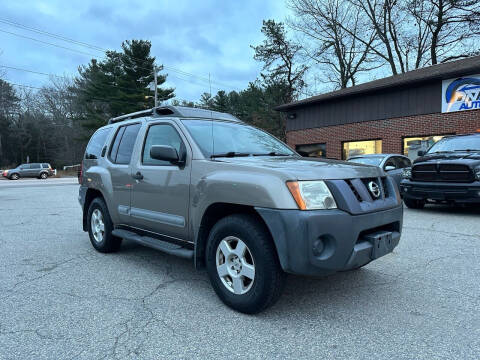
[215,156,383,180]
[414,151,480,168]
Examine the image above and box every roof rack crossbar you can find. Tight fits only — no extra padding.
[108,109,154,124]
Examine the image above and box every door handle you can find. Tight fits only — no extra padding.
[132,171,143,180]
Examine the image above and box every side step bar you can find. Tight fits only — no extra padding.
[112,229,193,259]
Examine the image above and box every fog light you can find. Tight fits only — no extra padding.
[312,238,324,256]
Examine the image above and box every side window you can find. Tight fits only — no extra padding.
[41,163,49,168]
[86,128,111,159]
[110,123,141,165]
[142,124,183,166]
[20,164,30,170]
[30,163,41,169]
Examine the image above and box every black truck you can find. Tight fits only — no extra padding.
[400,133,480,208]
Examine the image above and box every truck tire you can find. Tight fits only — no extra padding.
[403,198,425,209]
[87,197,122,253]
[206,214,286,314]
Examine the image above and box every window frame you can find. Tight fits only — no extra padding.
[140,122,187,167]
[108,122,141,165]
[341,138,383,160]
[295,143,327,158]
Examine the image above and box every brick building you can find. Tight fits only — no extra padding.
[277,56,480,161]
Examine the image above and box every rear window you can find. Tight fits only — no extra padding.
[85,128,111,159]
[109,123,141,164]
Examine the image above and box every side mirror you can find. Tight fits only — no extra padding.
[385,165,395,171]
[417,150,425,157]
[150,145,181,164]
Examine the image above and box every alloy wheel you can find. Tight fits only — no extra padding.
[216,236,255,295]
[91,209,105,243]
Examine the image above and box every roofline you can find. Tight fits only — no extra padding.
[276,55,480,111]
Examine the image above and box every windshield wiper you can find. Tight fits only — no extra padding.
[252,152,291,156]
[453,149,480,152]
[210,152,251,158]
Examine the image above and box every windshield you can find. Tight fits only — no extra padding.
[181,120,295,158]
[427,135,480,153]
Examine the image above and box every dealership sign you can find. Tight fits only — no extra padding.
[442,75,480,113]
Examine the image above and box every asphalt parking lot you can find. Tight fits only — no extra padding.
[0,179,479,359]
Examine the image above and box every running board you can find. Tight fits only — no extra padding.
[112,229,193,259]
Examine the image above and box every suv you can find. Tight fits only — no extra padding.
[79,106,403,313]
[400,133,480,208]
[3,163,53,180]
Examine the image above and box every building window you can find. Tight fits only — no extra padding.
[403,135,450,160]
[295,143,326,157]
[342,140,382,159]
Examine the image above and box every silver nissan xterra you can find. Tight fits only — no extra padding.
[79,106,403,313]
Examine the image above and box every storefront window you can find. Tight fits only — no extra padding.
[295,143,326,157]
[342,140,382,159]
[403,135,449,160]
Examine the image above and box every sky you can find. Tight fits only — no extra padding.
[0,0,290,102]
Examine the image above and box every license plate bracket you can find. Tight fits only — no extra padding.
[364,231,393,259]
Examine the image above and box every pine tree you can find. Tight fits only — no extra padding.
[73,40,174,132]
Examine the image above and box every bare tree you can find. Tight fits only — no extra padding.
[409,0,480,64]
[288,0,378,88]
[341,0,432,74]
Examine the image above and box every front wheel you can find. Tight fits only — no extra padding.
[403,197,425,209]
[206,214,286,314]
[10,173,19,180]
[87,197,122,253]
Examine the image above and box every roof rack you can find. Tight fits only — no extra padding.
[108,106,241,124]
[108,109,154,124]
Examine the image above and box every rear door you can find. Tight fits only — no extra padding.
[129,121,191,241]
[105,122,142,224]
[29,163,41,177]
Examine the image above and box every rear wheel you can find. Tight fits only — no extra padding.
[39,172,48,179]
[206,214,286,314]
[87,197,122,253]
[403,197,425,209]
[9,173,19,180]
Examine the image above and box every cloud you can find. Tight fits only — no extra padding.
[0,0,290,101]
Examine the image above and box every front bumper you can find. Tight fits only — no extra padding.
[255,205,403,276]
[400,179,480,203]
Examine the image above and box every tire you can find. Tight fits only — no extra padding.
[403,197,425,209]
[39,172,48,179]
[9,173,19,180]
[206,214,286,314]
[87,197,122,253]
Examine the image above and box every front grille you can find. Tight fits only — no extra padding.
[345,177,389,202]
[346,179,362,202]
[412,163,473,182]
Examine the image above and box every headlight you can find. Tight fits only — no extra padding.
[286,181,337,210]
[402,168,412,179]
[475,168,480,181]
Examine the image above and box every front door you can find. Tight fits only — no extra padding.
[130,121,191,241]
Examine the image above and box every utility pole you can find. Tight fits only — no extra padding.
[153,65,158,107]
[209,72,212,98]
